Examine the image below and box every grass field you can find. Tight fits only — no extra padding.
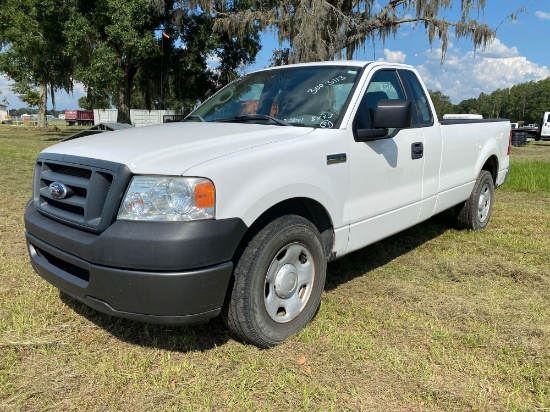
[0,126,549,411]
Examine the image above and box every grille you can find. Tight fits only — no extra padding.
[43,197,85,216]
[33,245,90,283]
[48,163,92,179]
[33,156,131,233]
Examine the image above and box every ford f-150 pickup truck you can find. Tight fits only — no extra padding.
[24,61,511,347]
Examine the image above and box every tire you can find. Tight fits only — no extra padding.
[224,215,327,347]
[455,170,494,230]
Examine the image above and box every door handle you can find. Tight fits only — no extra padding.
[327,153,347,165]
[411,142,423,160]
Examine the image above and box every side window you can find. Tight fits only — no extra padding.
[401,70,433,126]
[354,70,405,130]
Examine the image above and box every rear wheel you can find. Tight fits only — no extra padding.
[224,215,327,347]
[455,170,494,230]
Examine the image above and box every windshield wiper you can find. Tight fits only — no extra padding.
[184,115,206,122]
[217,114,290,126]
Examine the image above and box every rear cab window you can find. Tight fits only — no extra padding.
[400,70,433,126]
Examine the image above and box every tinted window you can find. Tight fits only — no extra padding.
[354,70,405,130]
[401,70,432,126]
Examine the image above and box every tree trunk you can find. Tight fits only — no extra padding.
[116,66,137,124]
[117,80,132,124]
[38,84,47,128]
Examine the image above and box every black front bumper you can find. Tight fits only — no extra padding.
[25,202,247,324]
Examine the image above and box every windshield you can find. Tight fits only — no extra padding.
[189,65,362,128]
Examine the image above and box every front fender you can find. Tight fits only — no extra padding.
[185,129,350,230]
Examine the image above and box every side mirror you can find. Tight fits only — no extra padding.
[355,128,387,140]
[373,99,412,129]
[355,99,412,142]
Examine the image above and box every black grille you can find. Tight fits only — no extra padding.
[33,155,132,234]
[34,245,90,282]
[48,163,92,179]
[43,197,85,216]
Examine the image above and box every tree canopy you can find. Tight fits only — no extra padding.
[176,0,505,63]
[66,0,172,123]
[64,0,260,122]
[428,89,455,119]
[0,0,260,123]
[0,0,75,126]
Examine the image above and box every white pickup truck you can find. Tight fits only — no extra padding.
[25,61,511,347]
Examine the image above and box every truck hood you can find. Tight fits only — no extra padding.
[42,122,314,175]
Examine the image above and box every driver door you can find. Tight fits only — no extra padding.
[347,69,424,253]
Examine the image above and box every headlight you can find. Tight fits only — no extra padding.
[118,176,215,221]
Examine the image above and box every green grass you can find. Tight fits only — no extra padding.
[1,128,549,411]
[504,141,550,192]
[505,161,550,192]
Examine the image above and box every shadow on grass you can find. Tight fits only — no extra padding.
[60,293,232,352]
[58,209,455,351]
[41,132,77,141]
[325,209,454,290]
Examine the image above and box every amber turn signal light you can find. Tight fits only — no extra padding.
[194,181,215,208]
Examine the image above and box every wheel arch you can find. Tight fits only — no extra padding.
[236,197,335,262]
[481,155,499,184]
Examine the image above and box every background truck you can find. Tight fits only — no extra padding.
[65,109,94,126]
[25,61,510,347]
[539,111,550,140]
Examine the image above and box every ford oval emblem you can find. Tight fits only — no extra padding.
[49,182,68,200]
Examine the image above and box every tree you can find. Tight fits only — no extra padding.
[68,1,259,122]
[428,89,455,118]
[453,76,550,124]
[455,98,479,115]
[78,97,92,110]
[11,82,41,109]
[0,0,74,127]
[65,0,171,123]
[163,8,260,107]
[178,0,519,63]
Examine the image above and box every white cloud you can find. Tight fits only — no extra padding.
[477,38,519,58]
[416,38,550,103]
[206,53,222,75]
[535,11,550,20]
[377,49,407,64]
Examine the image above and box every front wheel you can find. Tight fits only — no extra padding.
[455,170,495,230]
[224,215,327,347]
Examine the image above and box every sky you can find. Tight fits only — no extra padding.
[1,0,549,110]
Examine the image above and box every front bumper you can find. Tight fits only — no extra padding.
[25,202,247,324]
